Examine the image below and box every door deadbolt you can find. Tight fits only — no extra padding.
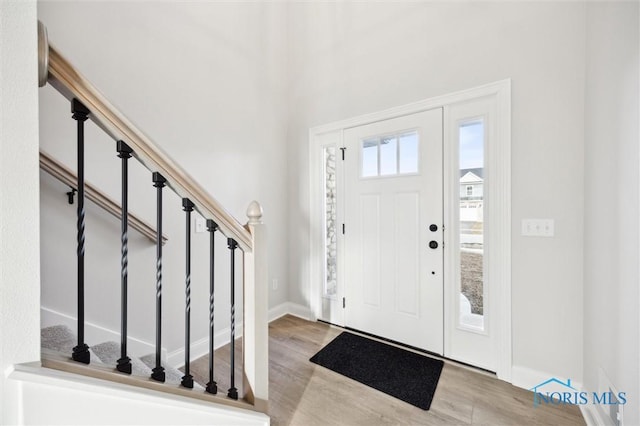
[429,241,438,249]
[429,224,438,232]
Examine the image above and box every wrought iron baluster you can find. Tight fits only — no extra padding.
[227,238,238,400]
[181,198,195,389]
[151,172,166,382]
[71,99,91,365]
[206,219,219,394]
[116,140,133,374]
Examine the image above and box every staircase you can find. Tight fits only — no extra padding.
[32,20,270,421]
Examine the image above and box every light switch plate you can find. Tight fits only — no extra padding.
[522,219,554,237]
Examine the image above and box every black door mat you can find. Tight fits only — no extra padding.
[310,332,444,410]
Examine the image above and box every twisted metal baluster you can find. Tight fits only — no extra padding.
[206,219,219,394]
[151,172,166,382]
[116,141,133,374]
[181,198,195,388]
[71,99,90,365]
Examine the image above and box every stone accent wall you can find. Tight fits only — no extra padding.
[324,147,337,295]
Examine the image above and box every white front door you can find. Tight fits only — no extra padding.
[343,108,443,354]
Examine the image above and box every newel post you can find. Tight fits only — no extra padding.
[242,200,269,412]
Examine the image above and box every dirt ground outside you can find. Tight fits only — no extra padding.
[461,250,483,315]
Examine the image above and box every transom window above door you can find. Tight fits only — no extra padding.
[361,130,419,178]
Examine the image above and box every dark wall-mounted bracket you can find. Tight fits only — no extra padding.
[66,188,77,204]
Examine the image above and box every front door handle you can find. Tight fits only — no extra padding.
[429,241,438,249]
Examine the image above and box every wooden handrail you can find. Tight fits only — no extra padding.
[44,44,252,251]
[40,151,168,245]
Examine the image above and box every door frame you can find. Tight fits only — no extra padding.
[308,79,512,382]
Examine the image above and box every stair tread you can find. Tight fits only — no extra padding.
[91,341,152,377]
[42,325,205,390]
[140,353,205,390]
[41,324,100,363]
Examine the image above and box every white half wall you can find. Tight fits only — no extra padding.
[9,364,269,425]
[0,0,41,423]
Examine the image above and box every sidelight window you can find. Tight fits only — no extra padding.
[323,146,338,296]
[459,120,485,331]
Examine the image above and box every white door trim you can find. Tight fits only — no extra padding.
[308,79,511,381]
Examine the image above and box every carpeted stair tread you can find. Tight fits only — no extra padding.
[42,326,204,390]
[140,353,205,390]
[91,341,152,377]
[41,324,100,363]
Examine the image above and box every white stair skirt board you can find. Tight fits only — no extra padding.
[41,306,165,360]
[8,364,269,426]
[167,324,242,369]
[41,302,314,370]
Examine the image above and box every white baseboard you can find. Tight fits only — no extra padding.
[43,301,317,369]
[511,365,553,390]
[41,306,165,360]
[166,324,243,369]
[269,301,314,322]
[42,305,251,369]
[580,403,610,426]
[512,365,590,423]
[168,301,314,369]
[511,365,582,392]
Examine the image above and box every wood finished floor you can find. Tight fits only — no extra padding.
[190,315,585,425]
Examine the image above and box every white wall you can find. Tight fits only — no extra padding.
[286,2,586,384]
[0,0,41,423]
[583,2,639,425]
[38,2,289,357]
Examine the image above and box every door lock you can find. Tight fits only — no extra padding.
[429,224,438,232]
[429,241,438,249]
